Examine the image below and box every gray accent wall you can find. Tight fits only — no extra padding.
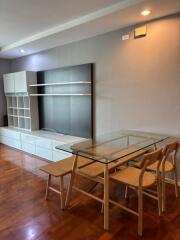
[0,59,10,126]
[10,13,180,138]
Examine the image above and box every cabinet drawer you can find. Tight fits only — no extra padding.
[36,137,52,150]
[22,142,35,155]
[0,136,21,150]
[21,133,36,144]
[52,150,72,162]
[0,135,10,145]
[0,128,21,140]
[36,146,52,160]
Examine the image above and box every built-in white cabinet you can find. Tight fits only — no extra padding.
[3,71,37,94]
[0,128,82,162]
[0,128,21,150]
[0,135,21,150]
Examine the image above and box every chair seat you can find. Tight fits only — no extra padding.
[134,160,174,173]
[110,167,156,187]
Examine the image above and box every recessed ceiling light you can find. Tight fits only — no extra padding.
[141,10,150,16]
[20,49,25,53]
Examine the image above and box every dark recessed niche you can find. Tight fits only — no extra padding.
[37,63,93,138]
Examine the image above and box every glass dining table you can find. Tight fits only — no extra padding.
[56,130,169,230]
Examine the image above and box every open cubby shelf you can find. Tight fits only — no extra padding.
[6,95,31,131]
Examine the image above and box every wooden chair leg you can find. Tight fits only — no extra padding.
[101,203,104,214]
[162,174,166,212]
[101,184,104,214]
[125,185,128,199]
[104,164,109,230]
[60,176,65,210]
[138,187,143,236]
[157,178,162,216]
[174,166,179,198]
[45,174,51,200]
[124,161,129,199]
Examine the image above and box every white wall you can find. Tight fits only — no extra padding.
[10,14,180,137]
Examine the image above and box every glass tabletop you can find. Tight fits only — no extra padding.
[56,130,169,164]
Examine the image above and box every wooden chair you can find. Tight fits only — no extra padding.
[110,149,163,236]
[134,141,179,212]
[40,156,92,209]
[65,149,148,231]
[147,141,179,211]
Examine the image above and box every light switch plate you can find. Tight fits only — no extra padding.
[122,34,130,41]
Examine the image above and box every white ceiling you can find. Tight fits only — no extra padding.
[0,0,121,46]
[0,0,179,59]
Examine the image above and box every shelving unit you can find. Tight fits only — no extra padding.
[34,64,93,138]
[6,95,32,131]
[4,71,39,131]
[4,65,93,138]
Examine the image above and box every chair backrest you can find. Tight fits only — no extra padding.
[140,148,163,169]
[163,141,179,156]
[138,148,163,187]
[162,141,180,166]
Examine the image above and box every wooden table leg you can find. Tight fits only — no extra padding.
[104,163,109,230]
[60,176,65,210]
[65,154,78,207]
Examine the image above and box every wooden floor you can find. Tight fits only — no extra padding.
[0,144,180,240]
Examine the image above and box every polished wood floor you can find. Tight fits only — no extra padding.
[0,144,180,240]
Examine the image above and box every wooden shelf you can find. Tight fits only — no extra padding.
[9,114,30,119]
[30,93,91,96]
[19,107,30,110]
[9,115,18,117]
[18,116,31,119]
[29,81,91,87]
[8,107,30,110]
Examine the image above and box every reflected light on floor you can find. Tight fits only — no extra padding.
[25,226,37,239]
